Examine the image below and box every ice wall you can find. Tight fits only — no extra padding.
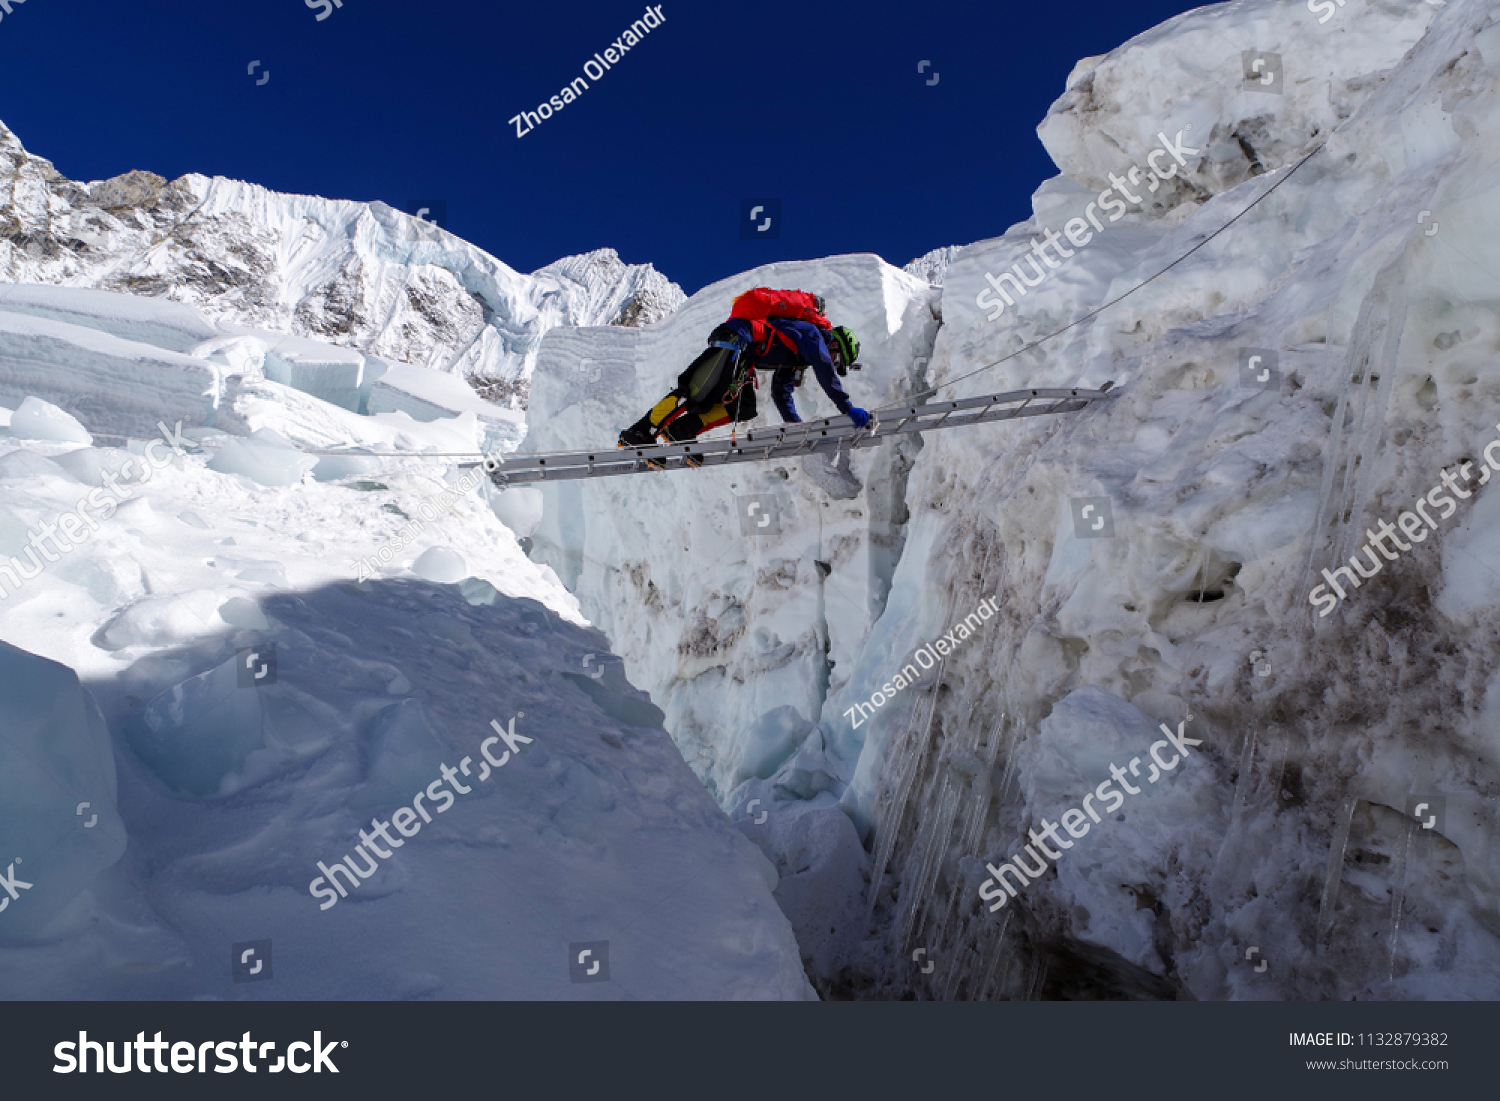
[527,0,1500,998]
[851,0,1500,1000]
[526,255,938,802]
[0,642,126,943]
[0,286,528,447]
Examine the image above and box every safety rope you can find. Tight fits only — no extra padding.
[917,140,1328,402]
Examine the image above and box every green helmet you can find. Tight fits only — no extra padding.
[828,325,860,368]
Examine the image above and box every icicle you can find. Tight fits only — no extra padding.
[937,880,968,1000]
[1386,814,1414,984]
[1232,727,1259,821]
[866,680,941,922]
[977,911,1012,1000]
[899,777,961,951]
[1316,797,1360,951]
[1341,286,1407,565]
[895,760,948,950]
[1027,956,1050,1000]
[1296,262,1407,620]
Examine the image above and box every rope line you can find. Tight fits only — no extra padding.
[916,140,1328,402]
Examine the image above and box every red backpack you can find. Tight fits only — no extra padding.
[729,288,831,357]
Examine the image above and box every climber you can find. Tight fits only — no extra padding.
[616,288,871,462]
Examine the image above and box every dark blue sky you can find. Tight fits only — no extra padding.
[0,0,1209,294]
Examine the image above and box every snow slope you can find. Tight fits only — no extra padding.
[527,0,1500,999]
[0,290,811,1000]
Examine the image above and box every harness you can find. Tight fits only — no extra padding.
[743,319,803,360]
[655,322,810,439]
[719,338,760,404]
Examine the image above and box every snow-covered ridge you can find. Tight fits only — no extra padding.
[0,120,685,405]
[903,244,961,288]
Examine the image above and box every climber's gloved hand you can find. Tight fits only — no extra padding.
[848,407,872,430]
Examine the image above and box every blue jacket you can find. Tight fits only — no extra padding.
[720,318,852,423]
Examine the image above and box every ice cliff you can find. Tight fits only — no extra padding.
[528,0,1500,998]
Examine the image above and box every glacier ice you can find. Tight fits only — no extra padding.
[123,650,330,798]
[410,545,468,583]
[521,0,1500,999]
[738,802,870,982]
[0,641,126,943]
[0,284,808,994]
[0,284,219,353]
[5,0,1500,1002]
[730,705,818,790]
[352,698,451,812]
[206,429,318,487]
[49,446,149,488]
[9,396,92,444]
[311,451,381,482]
[0,298,244,440]
[490,487,544,539]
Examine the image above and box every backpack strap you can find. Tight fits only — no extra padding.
[746,319,801,359]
